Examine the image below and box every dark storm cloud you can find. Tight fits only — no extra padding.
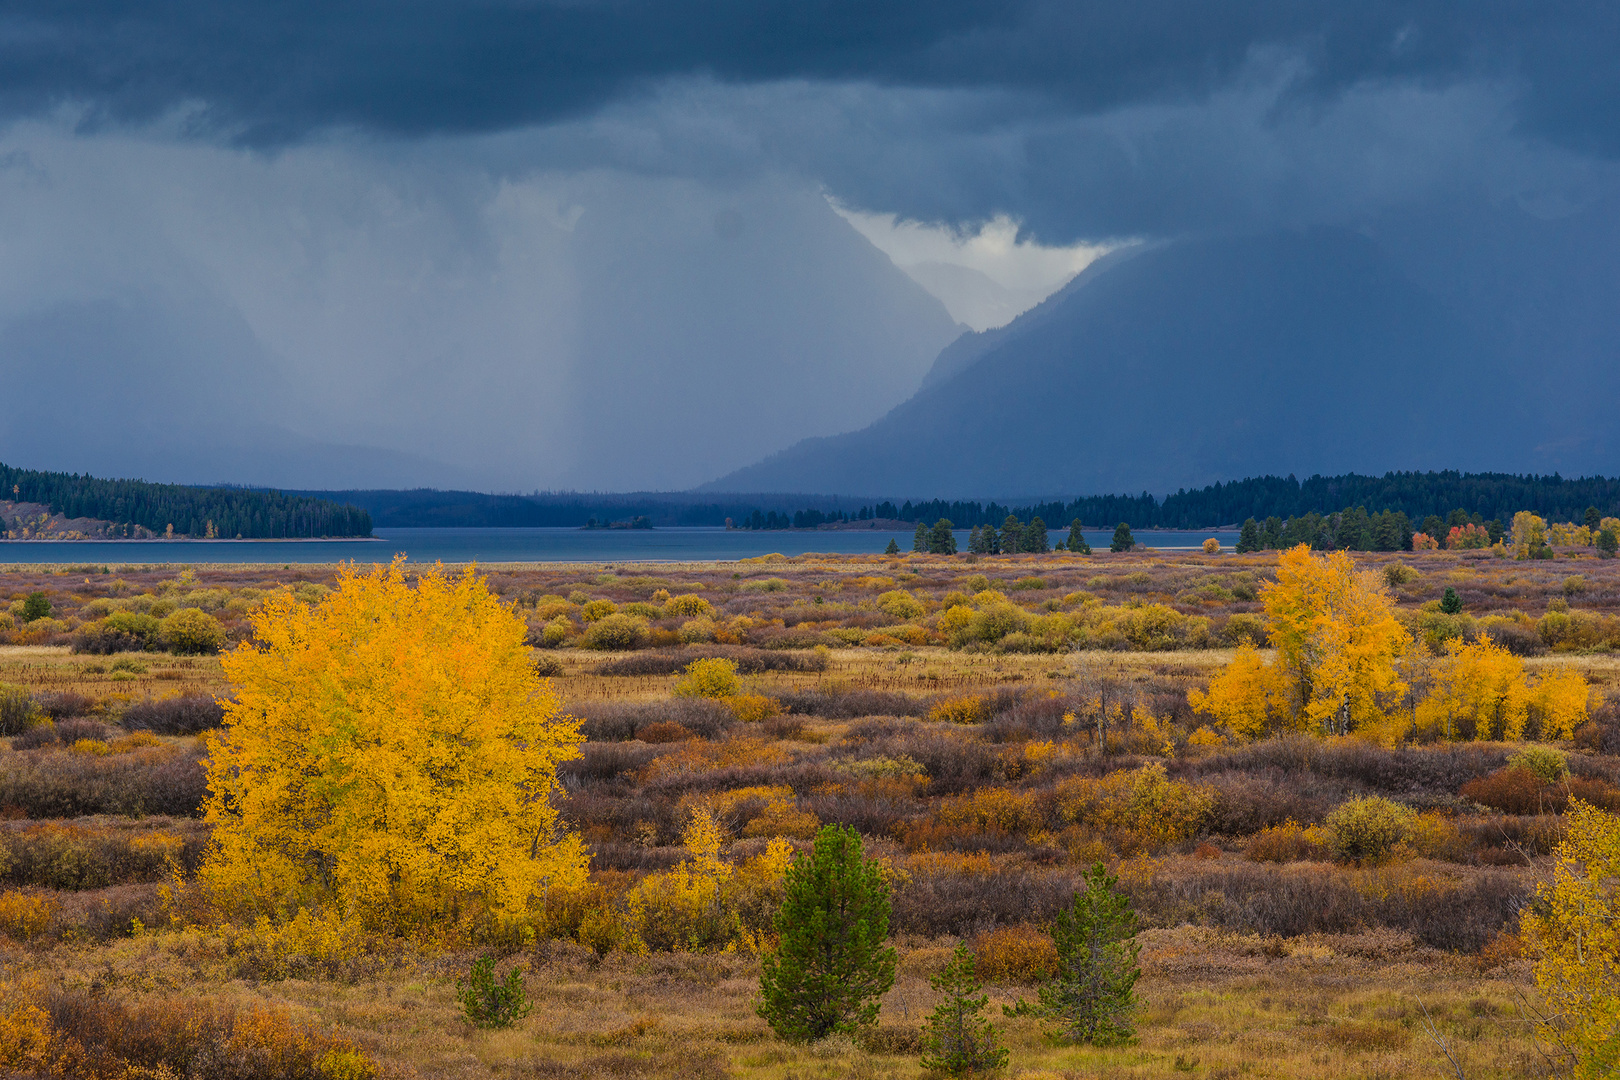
[1,1,1614,153]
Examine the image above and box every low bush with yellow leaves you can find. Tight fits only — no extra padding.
[972,924,1059,983]
[928,695,988,724]
[1054,762,1215,854]
[0,986,383,1079]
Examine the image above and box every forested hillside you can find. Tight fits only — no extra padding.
[0,463,371,539]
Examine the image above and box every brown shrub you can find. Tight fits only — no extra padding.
[0,744,208,818]
[637,722,693,744]
[775,688,925,718]
[0,819,209,888]
[972,924,1059,983]
[120,694,225,735]
[573,699,735,742]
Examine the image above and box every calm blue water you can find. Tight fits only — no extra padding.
[0,527,1242,565]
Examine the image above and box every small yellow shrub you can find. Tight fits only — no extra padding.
[938,787,1041,834]
[1325,796,1416,863]
[664,594,712,618]
[876,590,925,619]
[580,613,648,650]
[1244,820,1330,862]
[1203,538,1221,554]
[581,599,618,622]
[70,738,111,756]
[1055,762,1214,853]
[0,999,49,1075]
[972,925,1059,983]
[0,890,57,942]
[678,617,717,643]
[928,695,988,724]
[727,693,781,722]
[674,657,740,699]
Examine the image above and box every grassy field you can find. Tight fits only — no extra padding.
[1,548,1613,1077]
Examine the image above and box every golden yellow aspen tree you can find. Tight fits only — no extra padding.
[1513,511,1549,559]
[1521,801,1620,1079]
[1260,545,1410,739]
[1532,667,1597,741]
[201,559,587,934]
[1187,643,1289,740]
[1415,635,1530,741]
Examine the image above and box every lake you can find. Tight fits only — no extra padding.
[0,527,1242,565]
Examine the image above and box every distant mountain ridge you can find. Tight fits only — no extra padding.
[704,217,1620,499]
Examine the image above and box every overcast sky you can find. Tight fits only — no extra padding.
[0,2,1615,491]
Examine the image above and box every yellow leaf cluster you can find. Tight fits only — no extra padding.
[1415,635,1529,741]
[1261,545,1410,737]
[200,559,587,933]
[1521,802,1620,1078]
[1188,642,1290,740]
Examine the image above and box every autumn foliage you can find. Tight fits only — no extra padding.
[201,559,587,935]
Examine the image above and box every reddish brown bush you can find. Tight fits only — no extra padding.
[637,722,693,744]
[1461,767,1564,815]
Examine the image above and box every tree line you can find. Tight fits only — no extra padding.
[0,463,372,539]
[759,471,1620,533]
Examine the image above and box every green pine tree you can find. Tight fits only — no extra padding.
[967,525,983,554]
[757,825,897,1042]
[929,518,958,555]
[1599,526,1618,559]
[1440,587,1464,614]
[920,942,1008,1076]
[1586,505,1602,531]
[1109,522,1134,554]
[1065,518,1091,554]
[1037,862,1141,1046]
[913,522,928,553]
[985,525,1001,555]
[1027,516,1049,553]
[884,538,900,555]
[1001,515,1024,555]
[1236,518,1261,553]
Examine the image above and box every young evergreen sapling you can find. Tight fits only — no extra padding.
[1037,862,1141,1045]
[1110,522,1135,553]
[921,942,1008,1076]
[757,825,897,1042]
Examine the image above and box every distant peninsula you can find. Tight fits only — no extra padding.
[0,463,372,540]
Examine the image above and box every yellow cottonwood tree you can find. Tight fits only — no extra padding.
[1521,801,1620,1078]
[1188,643,1290,740]
[1533,667,1596,741]
[1261,545,1410,739]
[201,559,587,933]
[1415,635,1530,741]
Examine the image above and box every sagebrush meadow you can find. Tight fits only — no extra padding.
[1,540,1617,1078]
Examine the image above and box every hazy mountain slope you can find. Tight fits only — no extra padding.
[702,229,1543,499]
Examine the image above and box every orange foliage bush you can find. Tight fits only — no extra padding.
[0,890,57,943]
[641,737,791,780]
[972,924,1059,983]
[0,990,382,1079]
[937,787,1041,835]
[727,693,782,723]
[928,695,988,724]
[1244,821,1330,862]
